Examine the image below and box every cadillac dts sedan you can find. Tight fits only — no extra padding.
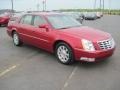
[7,12,115,64]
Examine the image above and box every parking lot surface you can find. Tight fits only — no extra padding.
[0,15,120,90]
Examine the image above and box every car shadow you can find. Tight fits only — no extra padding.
[15,44,112,68]
[21,44,78,68]
[23,44,52,55]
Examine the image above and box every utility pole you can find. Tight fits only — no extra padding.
[11,0,14,13]
[37,3,40,11]
[45,0,46,11]
[42,0,46,11]
[42,0,45,11]
[100,0,102,12]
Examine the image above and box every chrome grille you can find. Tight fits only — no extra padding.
[98,38,115,50]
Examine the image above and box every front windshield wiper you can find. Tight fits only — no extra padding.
[57,25,81,30]
[58,27,70,29]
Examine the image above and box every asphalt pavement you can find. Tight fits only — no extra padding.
[0,15,120,90]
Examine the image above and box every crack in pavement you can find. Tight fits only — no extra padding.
[61,64,78,90]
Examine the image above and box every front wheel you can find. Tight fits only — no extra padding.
[13,32,22,46]
[55,42,74,65]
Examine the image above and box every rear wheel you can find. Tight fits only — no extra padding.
[55,42,74,65]
[13,31,22,46]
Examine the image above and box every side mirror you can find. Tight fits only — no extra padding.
[39,24,49,31]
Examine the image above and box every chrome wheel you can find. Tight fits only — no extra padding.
[13,33,19,45]
[13,32,22,46]
[55,42,74,65]
[57,45,70,63]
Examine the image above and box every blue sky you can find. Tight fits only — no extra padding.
[0,0,119,11]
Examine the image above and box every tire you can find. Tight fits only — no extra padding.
[13,31,22,46]
[5,23,8,27]
[55,42,74,65]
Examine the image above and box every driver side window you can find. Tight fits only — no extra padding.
[33,16,47,27]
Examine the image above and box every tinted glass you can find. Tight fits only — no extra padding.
[20,15,32,25]
[34,16,47,27]
[47,15,81,29]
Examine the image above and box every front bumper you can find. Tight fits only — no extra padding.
[74,48,115,62]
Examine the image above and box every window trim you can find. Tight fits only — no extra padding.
[19,15,33,25]
[32,15,47,27]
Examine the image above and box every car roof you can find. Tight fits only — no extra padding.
[24,12,63,16]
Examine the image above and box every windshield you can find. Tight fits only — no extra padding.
[47,15,81,29]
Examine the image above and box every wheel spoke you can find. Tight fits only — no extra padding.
[13,33,19,45]
[57,45,70,63]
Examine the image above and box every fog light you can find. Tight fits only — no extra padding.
[88,58,95,62]
[80,57,95,62]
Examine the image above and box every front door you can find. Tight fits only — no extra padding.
[29,15,54,51]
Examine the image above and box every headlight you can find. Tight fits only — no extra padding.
[111,38,115,48]
[81,39,95,51]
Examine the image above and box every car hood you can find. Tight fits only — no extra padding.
[58,26,111,42]
[0,16,9,19]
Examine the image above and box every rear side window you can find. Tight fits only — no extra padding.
[33,16,47,27]
[20,15,32,25]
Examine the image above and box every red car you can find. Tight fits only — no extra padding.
[0,13,11,26]
[7,12,115,64]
